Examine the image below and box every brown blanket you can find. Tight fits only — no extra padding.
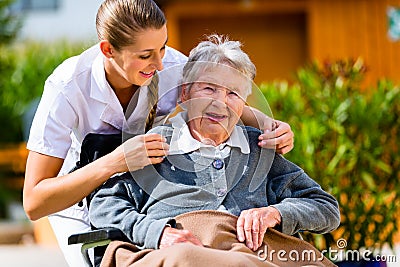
[100,210,337,267]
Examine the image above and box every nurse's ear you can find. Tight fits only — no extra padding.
[99,40,114,59]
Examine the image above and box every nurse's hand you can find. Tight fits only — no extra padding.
[258,119,294,154]
[109,133,169,173]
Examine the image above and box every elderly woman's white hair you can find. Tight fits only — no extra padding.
[181,34,256,97]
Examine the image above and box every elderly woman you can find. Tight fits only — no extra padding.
[89,35,340,267]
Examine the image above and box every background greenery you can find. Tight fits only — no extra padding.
[262,59,400,254]
[0,42,89,218]
[0,0,22,144]
[0,1,91,217]
[0,42,89,143]
[0,0,20,45]
[1,0,88,143]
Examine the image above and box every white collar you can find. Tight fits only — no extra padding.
[168,111,250,156]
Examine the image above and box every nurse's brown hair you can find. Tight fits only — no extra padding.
[96,0,166,51]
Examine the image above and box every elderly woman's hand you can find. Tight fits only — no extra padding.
[236,207,281,251]
[159,226,203,249]
[258,120,294,154]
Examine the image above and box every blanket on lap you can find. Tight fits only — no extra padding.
[100,210,336,267]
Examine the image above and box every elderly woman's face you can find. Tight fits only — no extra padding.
[181,66,249,145]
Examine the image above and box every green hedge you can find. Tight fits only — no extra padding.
[0,41,90,218]
[262,59,400,252]
[0,41,90,143]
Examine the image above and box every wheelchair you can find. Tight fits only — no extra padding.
[67,133,127,267]
[68,227,125,267]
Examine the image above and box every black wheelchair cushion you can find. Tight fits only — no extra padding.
[71,133,122,208]
[71,133,123,172]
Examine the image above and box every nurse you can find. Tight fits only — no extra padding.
[22,0,294,266]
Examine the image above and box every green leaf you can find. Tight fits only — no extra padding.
[361,171,376,190]
[326,144,347,173]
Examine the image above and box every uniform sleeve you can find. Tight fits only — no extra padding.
[27,77,78,159]
[267,154,340,236]
[157,46,188,115]
[89,174,175,250]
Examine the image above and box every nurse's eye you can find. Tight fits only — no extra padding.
[139,54,151,59]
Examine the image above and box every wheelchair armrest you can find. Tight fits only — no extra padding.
[68,227,126,245]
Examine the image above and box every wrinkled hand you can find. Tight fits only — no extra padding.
[236,207,281,251]
[109,133,169,173]
[258,120,294,154]
[159,227,203,249]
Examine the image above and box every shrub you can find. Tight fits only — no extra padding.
[0,0,21,46]
[0,41,90,143]
[0,41,90,218]
[262,58,400,253]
